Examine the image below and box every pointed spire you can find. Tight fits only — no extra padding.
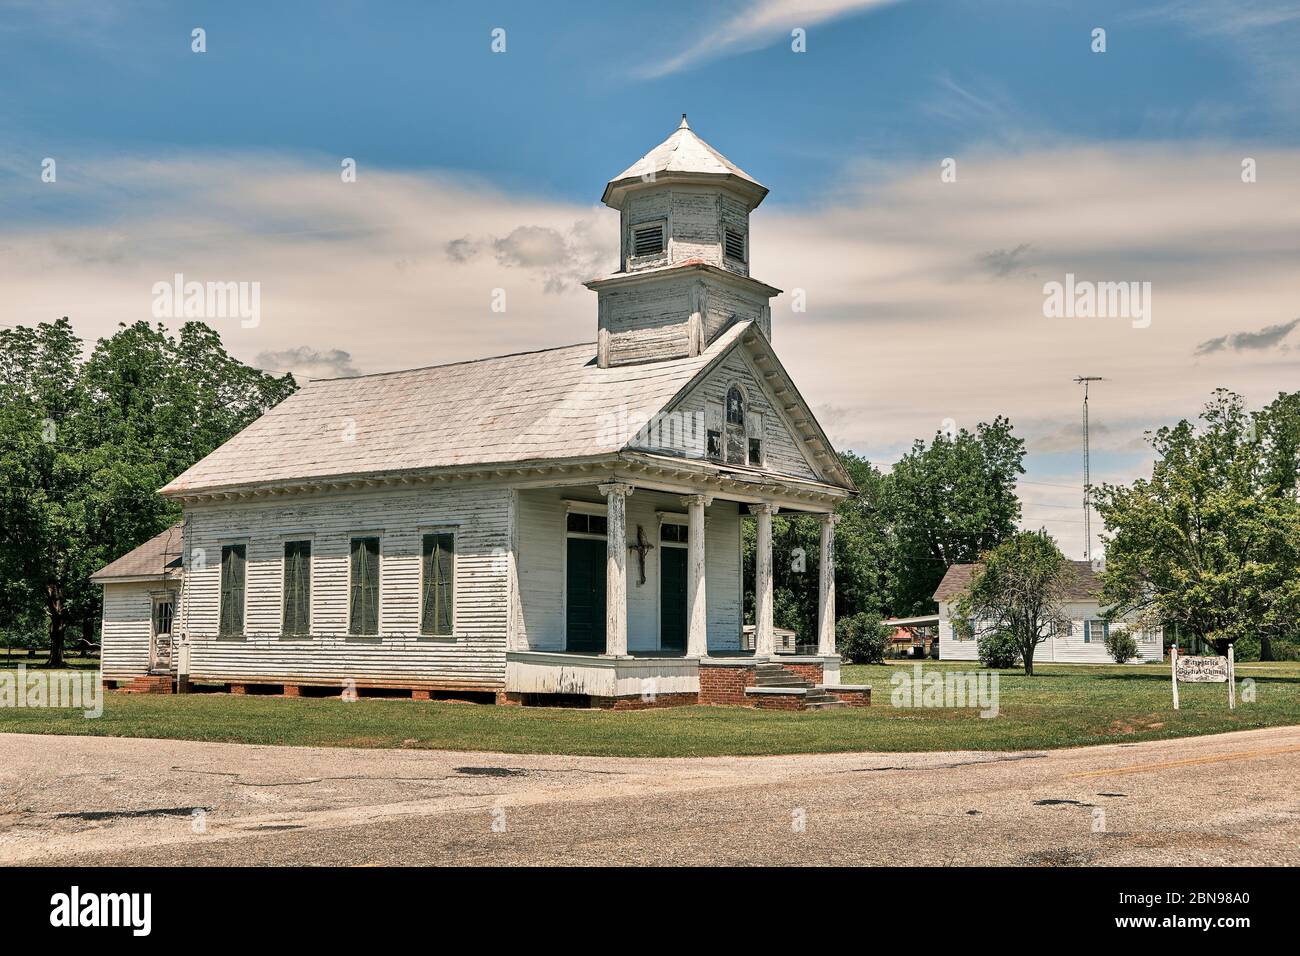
[601,116,767,210]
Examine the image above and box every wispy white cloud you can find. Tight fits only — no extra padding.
[5,142,1300,559]
[636,0,903,79]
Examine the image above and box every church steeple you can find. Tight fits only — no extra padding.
[587,117,778,368]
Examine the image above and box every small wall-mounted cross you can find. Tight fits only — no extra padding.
[629,524,655,586]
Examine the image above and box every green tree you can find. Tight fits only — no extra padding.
[889,418,1025,614]
[957,531,1072,675]
[1093,389,1300,658]
[0,318,295,666]
[743,452,895,642]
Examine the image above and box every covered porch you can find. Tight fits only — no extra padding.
[505,464,849,707]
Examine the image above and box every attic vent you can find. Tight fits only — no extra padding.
[632,223,664,257]
[724,229,746,262]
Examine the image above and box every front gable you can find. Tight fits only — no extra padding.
[626,328,854,490]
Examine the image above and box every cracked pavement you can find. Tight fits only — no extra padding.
[1,726,1298,865]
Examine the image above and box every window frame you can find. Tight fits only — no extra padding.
[347,534,383,638]
[723,227,747,263]
[628,218,667,264]
[419,528,457,638]
[724,383,748,465]
[1084,618,1109,644]
[280,538,313,639]
[217,541,248,639]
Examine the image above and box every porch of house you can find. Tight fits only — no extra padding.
[506,477,867,710]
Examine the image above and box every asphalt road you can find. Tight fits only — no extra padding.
[2,726,1298,866]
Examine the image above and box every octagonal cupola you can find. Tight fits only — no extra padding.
[587,116,779,369]
[601,115,768,278]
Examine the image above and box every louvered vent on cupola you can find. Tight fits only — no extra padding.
[632,222,665,257]
[724,228,746,262]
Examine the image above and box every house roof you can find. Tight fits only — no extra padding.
[91,523,184,583]
[932,560,1102,603]
[601,115,767,209]
[160,321,851,497]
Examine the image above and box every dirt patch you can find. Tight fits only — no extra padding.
[1020,847,1099,866]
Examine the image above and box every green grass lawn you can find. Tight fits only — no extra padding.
[0,660,1296,758]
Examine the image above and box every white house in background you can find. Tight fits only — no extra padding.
[93,116,862,710]
[933,560,1163,664]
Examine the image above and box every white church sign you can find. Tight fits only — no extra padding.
[1170,646,1235,710]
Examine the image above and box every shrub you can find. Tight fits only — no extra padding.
[1104,628,1139,664]
[836,612,889,664]
[977,628,1021,669]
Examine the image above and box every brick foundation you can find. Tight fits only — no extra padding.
[698,663,755,706]
[825,686,871,707]
[282,684,302,698]
[782,662,825,685]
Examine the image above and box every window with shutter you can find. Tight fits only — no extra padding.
[421,532,455,636]
[218,544,246,637]
[282,540,311,636]
[632,223,664,257]
[349,537,381,635]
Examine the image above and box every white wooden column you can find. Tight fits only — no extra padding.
[749,503,778,657]
[682,494,712,658]
[598,481,634,656]
[817,512,839,657]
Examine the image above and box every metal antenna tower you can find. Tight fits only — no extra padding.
[1074,376,1104,560]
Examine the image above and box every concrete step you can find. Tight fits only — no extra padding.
[804,699,848,710]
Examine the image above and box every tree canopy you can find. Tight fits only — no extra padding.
[956,530,1073,675]
[0,318,296,664]
[1094,389,1300,657]
[747,420,1027,639]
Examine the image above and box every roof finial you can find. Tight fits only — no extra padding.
[679,113,690,130]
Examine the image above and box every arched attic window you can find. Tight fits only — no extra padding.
[725,385,747,464]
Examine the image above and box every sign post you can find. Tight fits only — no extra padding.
[1170,645,1179,710]
[1228,645,1235,710]
[1171,647,1232,710]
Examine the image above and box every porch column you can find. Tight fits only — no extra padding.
[817,512,839,656]
[749,503,778,657]
[598,481,634,656]
[682,494,713,657]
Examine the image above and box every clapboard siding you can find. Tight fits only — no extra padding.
[180,485,511,688]
[641,348,820,482]
[938,599,1163,664]
[101,583,154,678]
[516,487,743,653]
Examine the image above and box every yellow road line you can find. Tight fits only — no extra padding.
[1067,743,1300,778]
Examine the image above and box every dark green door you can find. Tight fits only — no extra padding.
[660,547,688,653]
[566,537,606,652]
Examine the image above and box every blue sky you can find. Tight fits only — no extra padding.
[4,0,1297,209]
[3,0,1300,557]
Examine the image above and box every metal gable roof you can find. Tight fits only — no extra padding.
[160,324,756,497]
[91,523,184,583]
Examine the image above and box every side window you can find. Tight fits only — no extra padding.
[349,536,381,636]
[218,544,246,636]
[421,532,455,636]
[282,540,311,636]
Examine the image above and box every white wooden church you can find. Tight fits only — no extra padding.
[94,117,864,710]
